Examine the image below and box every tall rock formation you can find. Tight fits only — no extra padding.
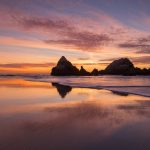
[51,56,80,76]
[104,58,134,75]
[51,56,150,76]
[91,68,99,76]
[79,66,90,76]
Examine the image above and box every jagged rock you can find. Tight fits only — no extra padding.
[98,70,105,75]
[79,66,90,76]
[51,56,150,76]
[104,58,134,75]
[51,56,80,76]
[91,68,99,76]
[133,67,150,75]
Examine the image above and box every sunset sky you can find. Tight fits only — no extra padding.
[0,0,150,74]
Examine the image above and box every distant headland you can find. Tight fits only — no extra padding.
[51,56,150,76]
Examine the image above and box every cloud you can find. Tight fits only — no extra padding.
[77,57,90,60]
[136,49,150,54]
[131,56,150,64]
[119,43,144,48]
[0,63,55,68]
[13,15,111,50]
[98,56,150,65]
[21,16,73,32]
[45,32,111,50]
[0,0,150,58]
[118,35,150,54]
[0,7,113,51]
[1,0,124,52]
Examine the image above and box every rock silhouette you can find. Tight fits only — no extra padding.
[51,56,150,76]
[91,68,99,76]
[133,67,150,75]
[79,66,90,76]
[104,58,134,75]
[51,56,80,76]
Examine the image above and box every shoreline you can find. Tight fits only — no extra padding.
[1,75,150,98]
[50,82,150,98]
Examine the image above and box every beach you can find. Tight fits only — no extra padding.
[0,76,150,150]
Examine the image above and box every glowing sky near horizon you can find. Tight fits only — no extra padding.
[0,0,150,74]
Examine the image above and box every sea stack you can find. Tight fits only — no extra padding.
[104,58,134,75]
[79,66,90,76]
[51,56,149,76]
[51,56,80,76]
[91,68,99,76]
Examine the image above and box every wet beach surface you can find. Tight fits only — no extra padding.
[0,77,150,150]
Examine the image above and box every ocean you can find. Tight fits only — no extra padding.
[0,75,150,150]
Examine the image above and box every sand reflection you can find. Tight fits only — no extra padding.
[0,98,150,150]
[51,83,72,98]
[0,78,150,150]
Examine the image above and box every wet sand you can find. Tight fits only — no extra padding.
[0,77,150,150]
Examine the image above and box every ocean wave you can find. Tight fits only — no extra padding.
[29,76,150,97]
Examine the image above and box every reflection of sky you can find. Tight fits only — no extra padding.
[0,0,150,73]
[0,78,150,150]
[0,77,149,114]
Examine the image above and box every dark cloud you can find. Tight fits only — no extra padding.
[0,63,55,68]
[77,57,90,60]
[138,36,150,43]
[118,36,150,54]
[45,32,111,50]
[119,43,150,49]
[136,48,150,54]
[1,0,149,55]
[131,56,150,64]
[99,58,117,62]
[136,49,150,54]
[21,17,73,32]
[98,56,150,65]
[99,56,150,63]
[13,16,112,50]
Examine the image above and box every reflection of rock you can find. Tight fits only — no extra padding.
[117,100,150,118]
[52,82,72,98]
[51,56,80,76]
[112,91,129,96]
